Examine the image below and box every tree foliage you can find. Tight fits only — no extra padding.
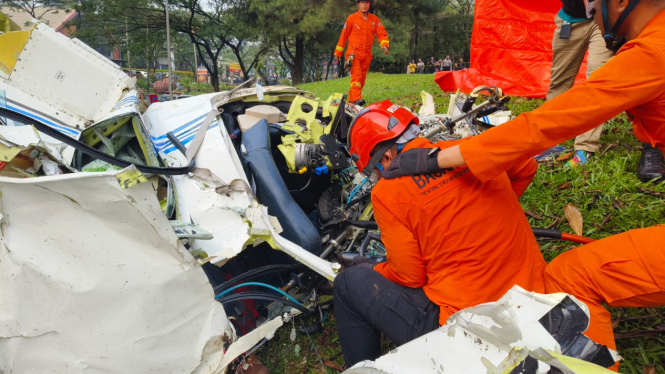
[3,0,74,20]
[68,0,474,86]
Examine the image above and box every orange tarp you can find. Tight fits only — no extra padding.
[435,0,587,98]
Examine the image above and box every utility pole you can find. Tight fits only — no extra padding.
[165,0,173,101]
[145,27,150,94]
[125,18,131,74]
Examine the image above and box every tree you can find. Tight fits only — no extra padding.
[71,0,264,91]
[3,0,73,21]
[71,0,164,75]
[242,0,347,85]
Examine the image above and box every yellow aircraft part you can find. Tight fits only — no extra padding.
[82,116,132,147]
[132,115,160,167]
[285,95,320,129]
[279,94,346,173]
[360,202,374,221]
[0,29,32,76]
[0,11,21,33]
[115,168,148,190]
[277,144,297,171]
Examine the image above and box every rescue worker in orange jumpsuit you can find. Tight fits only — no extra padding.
[382,0,665,371]
[335,0,389,106]
[333,101,547,368]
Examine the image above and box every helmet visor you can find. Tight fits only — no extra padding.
[396,124,420,144]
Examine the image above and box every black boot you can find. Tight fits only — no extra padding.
[354,99,366,106]
[637,143,665,182]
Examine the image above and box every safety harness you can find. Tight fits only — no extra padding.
[601,0,642,50]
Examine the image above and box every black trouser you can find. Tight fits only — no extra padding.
[333,266,440,368]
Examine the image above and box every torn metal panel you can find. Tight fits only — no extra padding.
[212,314,285,371]
[418,91,435,116]
[345,286,616,374]
[251,205,339,281]
[209,85,315,110]
[8,23,134,125]
[143,94,256,266]
[0,124,76,174]
[0,169,232,373]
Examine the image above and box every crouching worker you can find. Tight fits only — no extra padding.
[382,1,665,371]
[544,226,665,372]
[333,101,547,368]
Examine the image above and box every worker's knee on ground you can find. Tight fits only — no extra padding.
[544,249,581,293]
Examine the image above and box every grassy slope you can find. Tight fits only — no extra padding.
[256,73,665,374]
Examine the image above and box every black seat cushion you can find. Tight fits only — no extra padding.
[241,119,322,255]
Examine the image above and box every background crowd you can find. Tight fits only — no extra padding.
[407,56,466,74]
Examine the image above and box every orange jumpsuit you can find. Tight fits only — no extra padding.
[335,11,389,103]
[372,137,546,325]
[458,10,665,371]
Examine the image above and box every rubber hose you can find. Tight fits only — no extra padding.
[347,220,379,230]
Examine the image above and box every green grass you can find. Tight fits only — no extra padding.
[255,73,665,373]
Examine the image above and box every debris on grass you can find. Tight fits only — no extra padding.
[557,152,573,162]
[598,143,618,158]
[563,203,584,236]
[597,213,613,234]
[556,182,573,190]
[525,210,544,220]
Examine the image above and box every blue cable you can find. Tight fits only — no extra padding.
[214,282,305,307]
[341,166,357,173]
[347,177,369,204]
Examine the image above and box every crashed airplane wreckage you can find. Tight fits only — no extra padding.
[0,20,618,373]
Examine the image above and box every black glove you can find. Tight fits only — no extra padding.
[351,255,375,267]
[382,148,441,179]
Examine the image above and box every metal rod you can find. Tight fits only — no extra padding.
[282,229,349,291]
[423,100,493,139]
[320,230,349,259]
[165,0,173,101]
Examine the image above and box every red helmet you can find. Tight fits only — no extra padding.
[348,100,419,176]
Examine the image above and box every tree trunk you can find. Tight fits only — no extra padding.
[291,35,304,84]
[324,54,334,81]
[257,69,269,85]
[210,65,220,92]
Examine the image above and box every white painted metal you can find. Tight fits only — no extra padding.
[7,23,134,126]
[0,169,233,373]
[345,286,617,374]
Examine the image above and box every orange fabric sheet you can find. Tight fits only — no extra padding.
[435,0,587,98]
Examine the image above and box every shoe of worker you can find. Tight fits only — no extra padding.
[354,99,366,106]
[637,144,665,182]
[237,353,269,374]
[565,150,591,168]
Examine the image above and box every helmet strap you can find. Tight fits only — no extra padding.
[602,0,642,50]
[363,139,396,176]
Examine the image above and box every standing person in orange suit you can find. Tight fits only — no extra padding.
[334,0,389,106]
[381,0,665,371]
